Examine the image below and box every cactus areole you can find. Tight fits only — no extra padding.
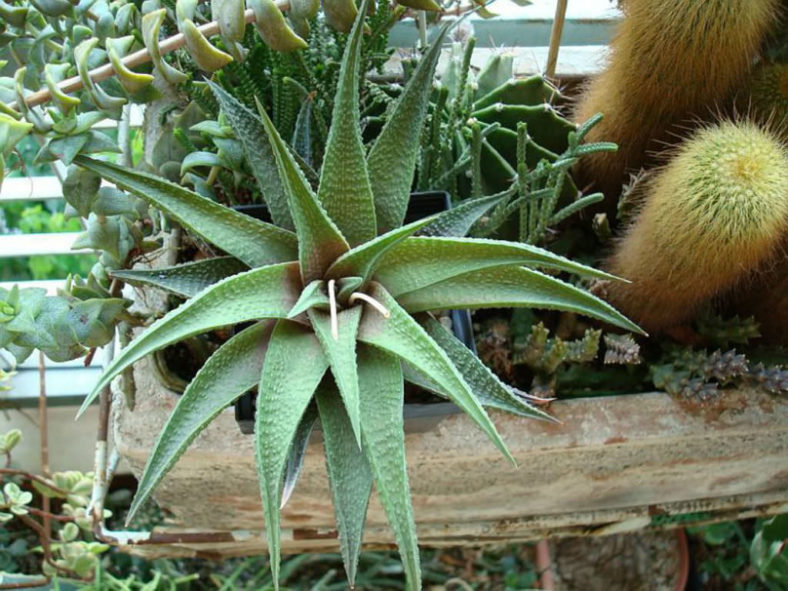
[74,2,638,588]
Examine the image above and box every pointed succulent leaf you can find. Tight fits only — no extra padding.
[357,345,420,591]
[79,262,301,416]
[255,99,349,283]
[287,279,329,318]
[398,266,643,334]
[208,82,293,230]
[110,257,249,298]
[357,282,514,464]
[317,0,376,246]
[420,315,553,420]
[375,237,618,297]
[367,22,451,232]
[315,382,373,586]
[419,191,512,238]
[73,156,297,268]
[326,215,437,282]
[281,404,318,509]
[255,320,328,589]
[128,321,273,523]
[309,307,363,446]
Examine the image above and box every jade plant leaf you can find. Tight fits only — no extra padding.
[110,257,249,298]
[357,282,514,465]
[127,321,273,523]
[316,0,376,246]
[396,265,643,334]
[73,156,297,268]
[255,320,328,586]
[78,262,301,416]
[357,345,420,591]
[315,383,373,586]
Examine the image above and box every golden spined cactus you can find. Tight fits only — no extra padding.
[603,120,788,333]
[748,62,788,139]
[573,0,781,206]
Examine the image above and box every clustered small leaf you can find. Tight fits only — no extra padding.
[603,333,641,365]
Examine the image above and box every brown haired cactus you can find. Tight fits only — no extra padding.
[603,120,788,333]
[573,0,781,205]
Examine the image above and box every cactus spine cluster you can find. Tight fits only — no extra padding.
[573,0,780,203]
[604,120,788,332]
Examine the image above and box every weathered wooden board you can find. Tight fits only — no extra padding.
[111,355,788,558]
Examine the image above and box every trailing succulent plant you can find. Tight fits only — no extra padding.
[0,0,438,186]
[74,6,638,589]
[574,0,781,204]
[602,120,788,333]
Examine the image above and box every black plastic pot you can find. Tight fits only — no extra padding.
[232,192,475,434]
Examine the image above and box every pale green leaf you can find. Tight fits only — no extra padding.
[255,99,349,283]
[74,156,297,268]
[309,307,363,446]
[357,282,514,464]
[208,82,293,230]
[374,237,618,297]
[317,0,376,245]
[325,215,437,283]
[315,382,373,585]
[397,266,643,334]
[110,257,249,298]
[78,262,301,417]
[128,321,273,523]
[367,23,451,232]
[420,315,554,420]
[357,345,419,591]
[255,320,328,589]
[287,279,328,318]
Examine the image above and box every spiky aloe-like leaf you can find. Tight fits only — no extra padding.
[397,265,642,334]
[367,21,451,232]
[78,262,301,415]
[315,383,373,586]
[357,345,420,590]
[375,236,619,297]
[208,82,293,230]
[110,257,248,298]
[127,321,273,523]
[76,6,639,589]
[255,320,328,588]
[73,156,297,268]
[316,0,376,245]
[357,282,515,465]
[310,307,363,446]
[420,315,553,420]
